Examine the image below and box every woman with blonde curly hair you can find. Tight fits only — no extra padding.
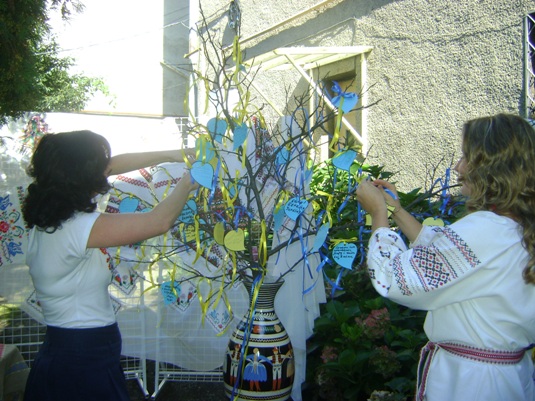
[356,113,535,401]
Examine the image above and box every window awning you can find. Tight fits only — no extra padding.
[243,46,373,71]
[241,46,373,147]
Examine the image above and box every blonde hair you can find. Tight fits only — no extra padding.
[462,114,535,284]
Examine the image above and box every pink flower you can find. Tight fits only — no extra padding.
[362,308,390,339]
[370,345,400,378]
[320,346,338,363]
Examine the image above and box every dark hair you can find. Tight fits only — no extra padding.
[22,130,112,232]
[461,113,535,284]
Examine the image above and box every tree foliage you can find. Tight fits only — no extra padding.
[0,0,108,127]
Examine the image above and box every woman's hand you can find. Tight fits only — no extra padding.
[180,170,199,192]
[355,179,387,215]
[356,179,390,232]
[373,179,402,213]
[174,148,196,163]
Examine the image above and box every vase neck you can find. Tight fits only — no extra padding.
[243,279,283,309]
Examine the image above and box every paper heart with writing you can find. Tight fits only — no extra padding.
[178,199,197,224]
[161,281,181,305]
[284,197,309,221]
[332,242,357,269]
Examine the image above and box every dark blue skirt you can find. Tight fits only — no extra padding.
[24,323,131,401]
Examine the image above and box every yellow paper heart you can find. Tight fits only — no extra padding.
[214,222,226,245]
[224,228,245,251]
[423,217,445,227]
[182,224,197,242]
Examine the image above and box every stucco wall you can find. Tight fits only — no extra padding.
[197,0,534,190]
[361,0,532,190]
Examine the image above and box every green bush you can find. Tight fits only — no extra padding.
[306,157,465,400]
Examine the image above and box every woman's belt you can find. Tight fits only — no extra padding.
[416,341,526,401]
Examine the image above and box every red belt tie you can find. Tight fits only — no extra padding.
[416,341,526,401]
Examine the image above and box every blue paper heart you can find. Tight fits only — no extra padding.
[332,242,357,269]
[332,93,358,114]
[275,147,290,165]
[195,137,215,162]
[227,179,242,199]
[304,167,313,183]
[119,197,139,213]
[232,122,248,150]
[178,199,197,224]
[284,197,309,221]
[331,81,359,114]
[190,161,214,189]
[161,281,181,305]
[332,150,357,171]
[311,222,330,252]
[207,118,227,143]
[273,207,285,231]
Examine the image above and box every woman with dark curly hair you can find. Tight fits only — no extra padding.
[356,114,535,401]
[22,130,197,401]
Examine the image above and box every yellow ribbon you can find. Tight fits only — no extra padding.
[330,97,345,151]
[232,36,242,85]
[258,220,268,268]
[196,277,213,325]
[329,237,359,247]
[313,190,335,226]
[193,215,204,263]
[274,190,292,213]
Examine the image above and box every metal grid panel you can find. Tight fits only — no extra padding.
[0,114,233,398]
[525,12,535,119]
[153,363,223,399]
[0,305,44,367]
[0,303,149,373]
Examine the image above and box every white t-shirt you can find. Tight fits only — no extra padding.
[27,212,116,328]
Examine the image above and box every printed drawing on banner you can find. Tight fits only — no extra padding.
[110,296,122,315]
[111,266,138,295]
[206,298,233,334]
[0,187,28,268]
[161,279,197,312]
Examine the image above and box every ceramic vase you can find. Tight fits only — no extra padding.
[223,277,294,401]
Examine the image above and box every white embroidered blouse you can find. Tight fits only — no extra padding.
[367,211,535,401]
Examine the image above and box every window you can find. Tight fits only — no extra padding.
[312,54,367,159]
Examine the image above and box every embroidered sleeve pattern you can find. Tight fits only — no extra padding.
[368,226,481,301]
[367,228,408,296]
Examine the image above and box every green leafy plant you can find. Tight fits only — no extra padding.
[0,0,111,127]
[305,157,465,401]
